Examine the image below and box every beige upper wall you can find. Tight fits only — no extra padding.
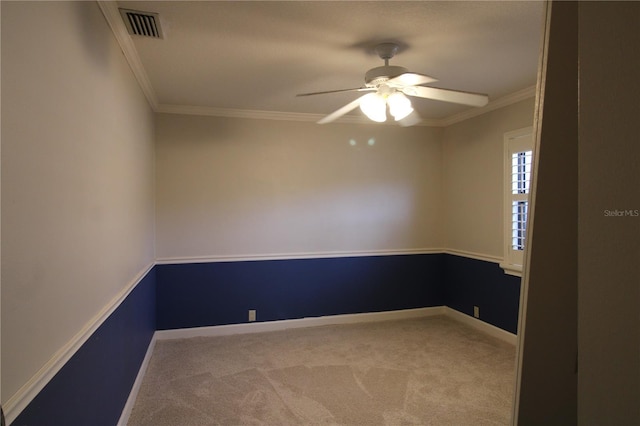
[156,98,534,262]
[155,114,443,259]
[1,2,155,402]
[441,98,535,258]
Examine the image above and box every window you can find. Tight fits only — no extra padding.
[501,127,533,276]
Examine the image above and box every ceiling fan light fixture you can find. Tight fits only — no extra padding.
[360,93,387,122]
[302,42,488,125]
[387,92,414,121]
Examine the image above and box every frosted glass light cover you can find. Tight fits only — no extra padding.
[360,93,387,122]
[388,92,414,121]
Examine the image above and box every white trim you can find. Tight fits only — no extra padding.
[155,87,535,127]
[155,248,444,265]
[3,262,155,426]
[442,248,503,264]
[440,86,537,126]
[502,127,534,276]
[513,3,549,421]
[504,126,535,143]
[157,104,332,123]
[117,334,157,426]
[444,307,517,345]
[152,305,516,344]
[156,248,506,266]
[499,262,523,277]
[97,1,159,109]
[155,307,447,340]
[156,103,442,127]
[154,89,534,126]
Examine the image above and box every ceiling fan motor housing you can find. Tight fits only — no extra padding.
[365,65,408,87]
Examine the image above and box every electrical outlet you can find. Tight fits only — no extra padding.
[248,309,256,322]
[473,306,480,318]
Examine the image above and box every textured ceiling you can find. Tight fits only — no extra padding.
[115,1,544,123]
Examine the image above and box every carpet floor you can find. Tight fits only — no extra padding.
[127,315,516,425]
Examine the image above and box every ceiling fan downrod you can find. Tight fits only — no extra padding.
[375,42,400,66]
[365,43,408,86]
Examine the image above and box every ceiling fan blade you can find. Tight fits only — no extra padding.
[317,95,367,124]
[388,72,437,87]
[296,87,374,97]
[402,86,489,107]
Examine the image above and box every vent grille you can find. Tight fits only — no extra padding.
[119,9,163,39]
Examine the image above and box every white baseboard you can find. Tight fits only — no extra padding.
[154,307,516,345]
[117,334,157,426]
[444,307,517,345]
[155,307,447,340]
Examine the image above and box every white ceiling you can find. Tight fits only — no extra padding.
[111,1,544,125]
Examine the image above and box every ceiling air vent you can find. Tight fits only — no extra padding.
[119,9,163,39]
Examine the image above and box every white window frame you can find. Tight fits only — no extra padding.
[501,127,533,276]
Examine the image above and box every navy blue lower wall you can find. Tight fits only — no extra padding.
[443,254,521,334]
[12,253,521,424]
[13,267,156,426]
[156,254,445,330]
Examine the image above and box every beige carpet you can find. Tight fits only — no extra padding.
[128,316,516,425]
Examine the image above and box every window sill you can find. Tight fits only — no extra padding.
[499,262,523,277]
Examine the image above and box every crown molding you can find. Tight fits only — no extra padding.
[157,104,339,123]
[97,1,159,109]
[156,104,442,126]
[155,87,535,127]
[439,85,537,126]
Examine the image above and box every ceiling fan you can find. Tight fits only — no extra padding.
[297,43,489,125]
